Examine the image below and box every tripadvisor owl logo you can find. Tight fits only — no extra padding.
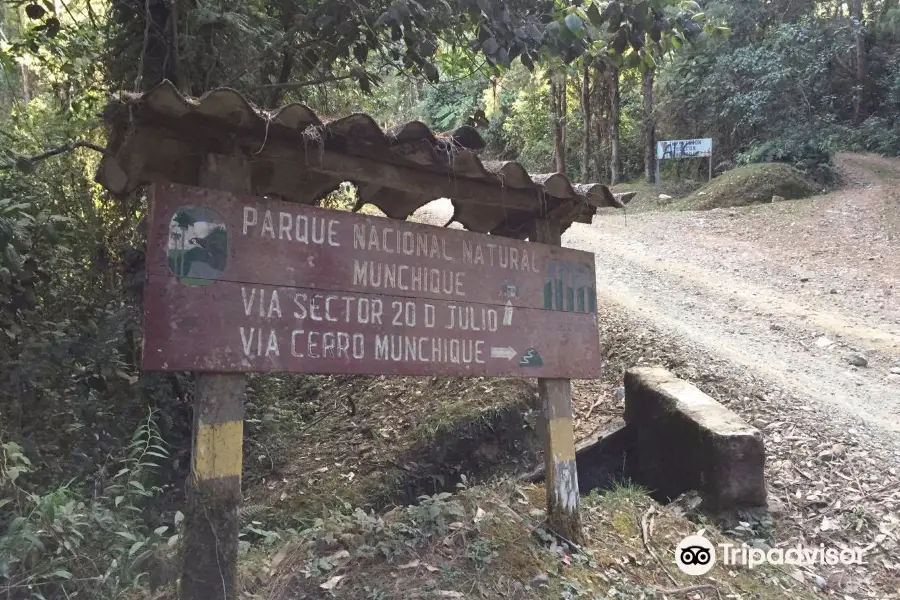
[675,534,716,576]
[168,205,228,286]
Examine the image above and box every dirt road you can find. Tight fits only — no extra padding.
[565,153,900,439]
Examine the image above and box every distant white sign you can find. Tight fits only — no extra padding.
[657,138,712,160]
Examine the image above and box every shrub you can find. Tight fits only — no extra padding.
[0,410,181,598]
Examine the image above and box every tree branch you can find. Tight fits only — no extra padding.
[256,74,355,91]
[0,141,109,171]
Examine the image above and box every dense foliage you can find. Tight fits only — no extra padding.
[658,1,900,182]
[0,0,898,596]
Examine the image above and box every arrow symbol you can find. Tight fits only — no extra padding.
[503,300,514,326]
[490,346,517,360]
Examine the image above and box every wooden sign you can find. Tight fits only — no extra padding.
[656,138,712,159]
[143,183,602,378]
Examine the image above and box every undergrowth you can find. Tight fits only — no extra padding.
[238,479,821,600]
[0,409,181,599]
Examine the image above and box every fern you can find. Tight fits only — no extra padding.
[239,504,270,524]
[0,414,178,598]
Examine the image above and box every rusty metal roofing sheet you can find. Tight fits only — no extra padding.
[98,80,622,237]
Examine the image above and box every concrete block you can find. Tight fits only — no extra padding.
[624,367,766,510]
[575,418,635,493]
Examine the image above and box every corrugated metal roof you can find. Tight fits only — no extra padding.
[97,80,622,237]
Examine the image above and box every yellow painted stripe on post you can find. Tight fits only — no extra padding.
[547,417,577,462]
[194,421,243,480]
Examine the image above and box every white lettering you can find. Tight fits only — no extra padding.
[240,327,255,356]
[295,215,308,243]
[267,290,282,319]
[291,330,304,357]
[372,335,486,364]
[242,206,258,235]
[293,293,307,319]
[325,296,338,322]
[241,287,256,316]
[352,334,364,359]
[261,210,275,238]
[279,212,292,240]
[351,260,466,297]
[309,295,322,321]
[327,219,340,245]
[265,330,279,356]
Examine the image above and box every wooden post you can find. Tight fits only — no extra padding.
[655,158,661,185]
[532,218,583,543]
[180,154,250,600]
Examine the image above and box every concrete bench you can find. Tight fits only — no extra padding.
[624,367,766,510]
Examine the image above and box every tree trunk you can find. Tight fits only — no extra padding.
[551,73,567,174]
[852,0,867,122]
[608,67,621,185]
[642,67,656,184]
[19,64,30,103]
[560,77,567,173]
[581,60,592,181]
[592,65,608,183]
[171,0,188,93]
[836,0,843,18]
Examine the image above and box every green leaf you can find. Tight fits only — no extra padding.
[422,62,439,83]
[129,540,146,556]
[116,531,137,541]
[25,4,46,20]
[625,50,643,68]
[564,14,585,36]
[481,38,498,55]
[612,28,629,54]
[692,12,706,22]
[50,570,72,580]
[23,531,45,549]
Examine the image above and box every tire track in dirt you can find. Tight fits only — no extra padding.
[563,153,900,440]
[566,224,900,434]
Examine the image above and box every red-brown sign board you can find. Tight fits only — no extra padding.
[143,183,602,378]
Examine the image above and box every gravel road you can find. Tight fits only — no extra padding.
[564,171,900,439]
